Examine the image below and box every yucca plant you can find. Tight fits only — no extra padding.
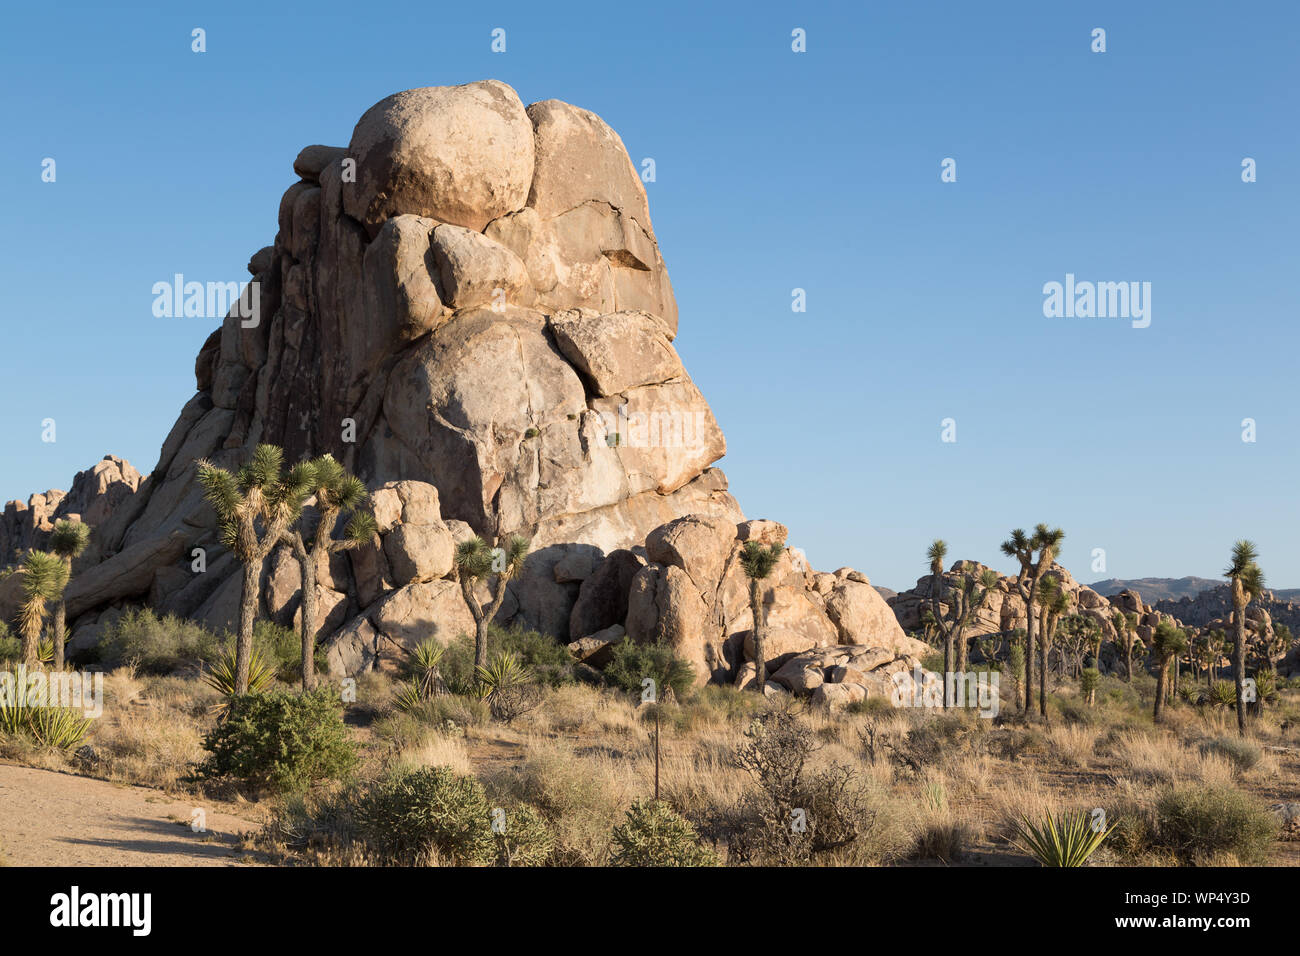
[17,550,69,667]
[36,638,55,667]
[408,640,447,698]
[202,643,276,714]
[48,519,91,670]
[1013,810,1115,867]
[0,665,93,750]
[1209,680,1238,709]
[739,538,785,689]
[475,652,538,723]
[1151,621,1188,724]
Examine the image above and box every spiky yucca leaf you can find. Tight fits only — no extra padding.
[739,540,785,581]
[1013,810,1114,867]
[344,510,378,545]
[195,460,241,520]
[455,537,495,580]
[0,665,92,749]
[474,652,532,701]
[49,519,91,559]
[36,638,55,666]
[202,644,275,702]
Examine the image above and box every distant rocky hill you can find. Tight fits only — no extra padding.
[1090,576,1221,602]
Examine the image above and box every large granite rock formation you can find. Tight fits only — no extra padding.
[0,81,905,687]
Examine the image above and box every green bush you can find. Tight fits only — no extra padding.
[253,620,326,683]
[1199,736,1262,774]
[354,766,495,865]
[0,621,19,664]
[437,625,574,692]
[493,803,555,867]
[194,689,357,793]
[604,639,695,700]
[1155,786,1277,865]
[95,608,220,673]
[609,799,717,867]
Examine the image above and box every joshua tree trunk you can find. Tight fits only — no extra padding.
[1154,662,1168,723]
[236,559,260,694]
[292,535,319,690]
[750,578,767,689]
[51,596,68,670]
[1125,643,1133,683]
[1039,630,1048,718]
[1232,590,1248,736]
[1024,614,1036,715]
[942,633,954,709]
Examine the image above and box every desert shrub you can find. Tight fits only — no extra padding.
[0,621,19,663]
[438,625,574,692]
[353,765,495,865]
[476,652,542,723]
[493,803,555,867]
[610,799,717,867]
[1154,786,1277,865]
[730,709,876,864]
[193,689,357,793]
[95,608,220,673]
[604,639,695,700]
[1199,736,1261,774]
[252,620,326,683]
[911,821,974,863]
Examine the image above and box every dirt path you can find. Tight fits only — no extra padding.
[0,763,265,867]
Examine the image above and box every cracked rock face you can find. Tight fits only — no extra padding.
[54,80,737,651]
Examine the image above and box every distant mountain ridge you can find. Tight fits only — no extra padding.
[1089,576,1222,602]
[1091,576,1300,603]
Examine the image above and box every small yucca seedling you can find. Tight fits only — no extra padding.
[393,679,426,714]
[408,640,447,699]
[36,638,55,666]
[202,644,275,708]
[1014,810,1115,867]
[0,664,92,750]
[475,652,531,701]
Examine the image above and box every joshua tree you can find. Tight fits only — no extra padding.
[1150,620,1187,724]
[47,519,91,670]
[455,534,530,670]
[925,541,996,707]
[1224,540,1265,735]
[1035,575,1071,712]
[17,550,68,667]
[739,538,785,690]
[282,455,377,690]
[1112,610,1141,682]
[196,444,315,694]
[1001,524,1065,717]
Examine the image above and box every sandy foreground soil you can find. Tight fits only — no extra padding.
[0,762,265,867]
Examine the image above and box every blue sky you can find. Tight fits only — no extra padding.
[2,1,1296,591]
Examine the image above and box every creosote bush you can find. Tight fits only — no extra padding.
[194,689,357,793]
[1154,786,1277,865]
[604,638,695,701]
[610,799,717,867]
[354,766,497,865]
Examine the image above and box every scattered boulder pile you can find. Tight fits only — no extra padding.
[889,560,1129,648]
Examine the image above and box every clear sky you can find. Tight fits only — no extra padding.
[2,1,1296,592]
